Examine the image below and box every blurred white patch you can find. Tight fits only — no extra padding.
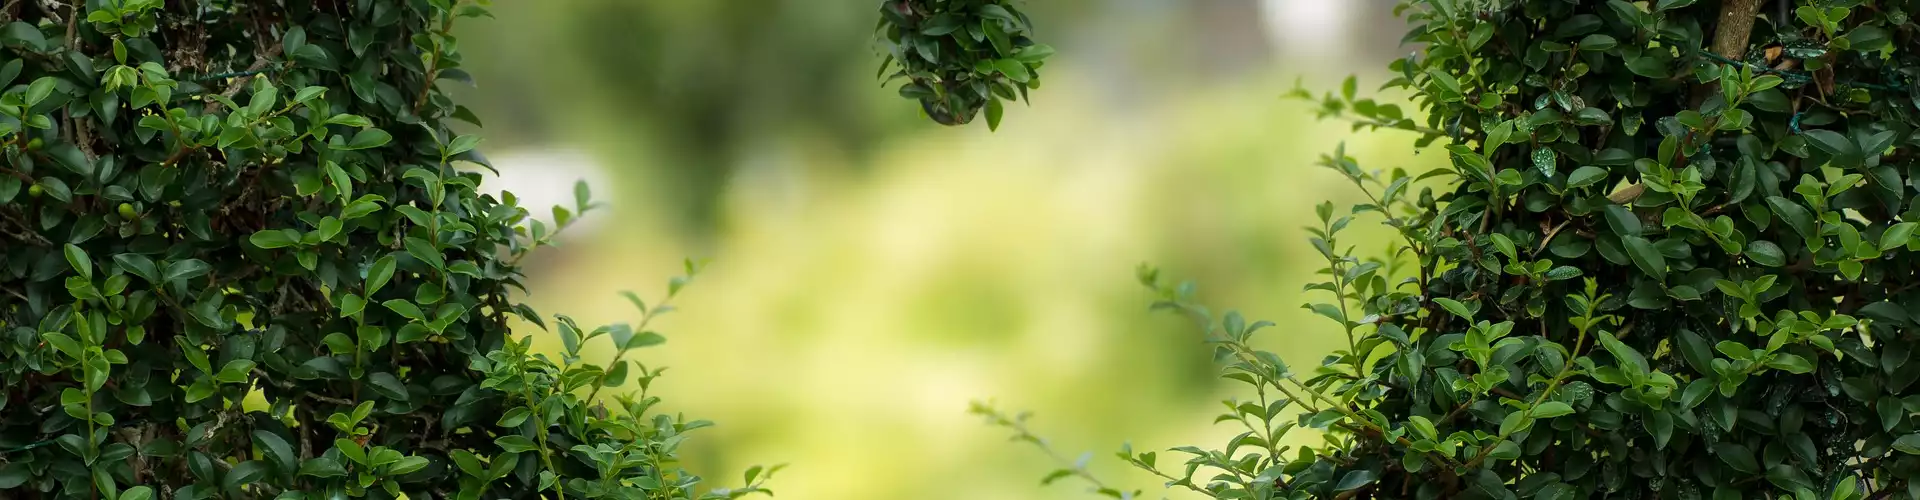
[473,148,612,239]
[1259,0,1355,59]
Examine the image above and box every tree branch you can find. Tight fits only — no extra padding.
[204,44,283,114]
[32,0,63,26]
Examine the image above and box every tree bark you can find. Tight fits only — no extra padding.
[1620,0,1769,205]
[1711,0,1766,60]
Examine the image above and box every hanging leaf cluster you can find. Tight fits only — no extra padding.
[873,0,1053,131]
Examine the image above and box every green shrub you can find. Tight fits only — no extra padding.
[874,0,1053,130]
[978,0,1920,498]
[0,1,773,498]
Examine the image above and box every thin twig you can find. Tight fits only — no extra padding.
[0,210,53,245]
[33,0,64,25]
[1712,0,1766,61]
[205,43,284,114]
[0,166,32,183]
[61,0,75,49]
[1532,219,1573,257]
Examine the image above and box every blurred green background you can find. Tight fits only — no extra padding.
[453,1,1441,498]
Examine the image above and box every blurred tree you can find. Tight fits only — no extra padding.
[460,0,906,227]
[456,0,1315,230]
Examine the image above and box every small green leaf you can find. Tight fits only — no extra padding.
[1654,0,1697,10]
[985,97,1004,132]
[1433,297,1475,320]
[558,320,581,355]
[253,430,297,472]
[446,134,482,156]
[390,456,430,475]
[574,180,593,212]
[342,128,392,150]
[1532,147,1558,177]
[1501,411,1533,436]
[1483,120,1514,153]
[1680,379,1713,409]
[1767,353,1814,374]
[1893,434,1920,455]
[246,86,277,115]
[449,450,484,478]
[1426,68,1462,97]
[1882,223,1917,252]
[1747,240,1786,267]
[383,300,425,321]
[1714,443,1759,473]
[326,114,372,127]
[367,254,396,295]
[113,254,159,283]
[25,77,56,106]
[1802,129,1860,163]
[1621,235,1667,281]
[603,360,630,387]
[1531,401,1575,418]
[335,439,366,465]
[1579,34,1619,51]
[1765,196,1816,242]
[626,331,667,350]
[1013,44,1055,63]
[215,359,255,383]
[1604,205,1643,237]
[63,244,91,280]
[250,229,301,249]
[41,332,82,359]
[404,237,445,270]
[1566,166,1609,189]
[497,407,531,428]
[496,435,539,453]
[993,59,1031,83]
[1333,469,1377,491]
[293,86,327,103]
[1597,330,1649,377]
[368,372,408,401]
[1487,440,1522,461]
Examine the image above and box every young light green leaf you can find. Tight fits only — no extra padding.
[1433,297,1475,320]
[63,244,90,280]
[366,254,396,295]
[1531,401,1575,418]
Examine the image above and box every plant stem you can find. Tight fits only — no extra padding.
[1216,341,1461,469]
[583,295,679,404]
[1711,0,1765,61]
[412,13,456,115]
[1462,313,1597,469]
[976,405,1121,494]
[519,383,566,500]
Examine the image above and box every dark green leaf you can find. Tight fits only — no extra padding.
[1333,469,1377,491]
[1621,235,1666,281]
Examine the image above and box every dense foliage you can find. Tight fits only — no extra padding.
[874,0,1053,130]
[981,0,1920,498]
[0,1,773,498]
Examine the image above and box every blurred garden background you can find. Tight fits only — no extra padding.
[455,1,1443,498]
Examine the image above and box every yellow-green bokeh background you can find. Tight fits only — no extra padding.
[454,1,1441,499]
